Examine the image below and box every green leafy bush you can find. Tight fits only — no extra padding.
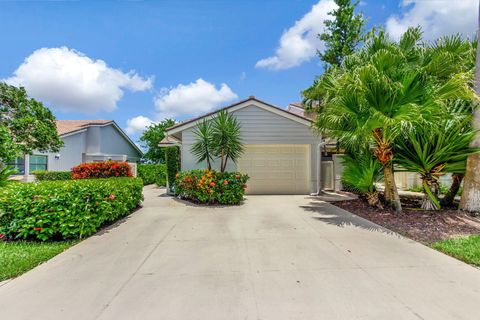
[0,177,143,241]
[32,170,71,181]
[175,169,249,205]
[137,164,166,186]
[165,147,180,191]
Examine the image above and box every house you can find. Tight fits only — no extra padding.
[164,96,331,195]
[9,120,142,181]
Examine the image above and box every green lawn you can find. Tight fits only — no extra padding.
[433,235,480,266]
[0,241,75,281]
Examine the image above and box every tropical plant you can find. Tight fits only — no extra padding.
[191,119,214,170]
[312,27,474,213]
[341,150,383,208]
[139,119,175,163]
[304,0,366,110]
[395,117,479,210]
[211,110,244,172]
[0,166,17,187]
[460,3,480,215]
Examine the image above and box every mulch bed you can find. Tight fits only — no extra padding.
[332,197,480,244]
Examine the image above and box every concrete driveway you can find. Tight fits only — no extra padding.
[1,186,480,320]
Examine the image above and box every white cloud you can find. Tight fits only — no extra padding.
[153,78,238,120]
[126,115,154,135]
[255,0,337,70]
[386,0,477,41]
[4,47,153,114]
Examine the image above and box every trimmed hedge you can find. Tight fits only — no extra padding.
[175,169,249,205]
[72,161,132,179]
[166,147,180,191]
[0,178,143,241]
[137,164,166,186]
[32,170,71,181]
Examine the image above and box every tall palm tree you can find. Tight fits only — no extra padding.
[314,27,473,214]
[460,1,480,215]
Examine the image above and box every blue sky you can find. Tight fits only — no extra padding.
[0,0,476,141]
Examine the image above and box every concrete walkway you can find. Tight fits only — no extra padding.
[1,186,480,320]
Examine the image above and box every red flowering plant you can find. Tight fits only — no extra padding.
[71,161,133,179]
[175,169,249,205]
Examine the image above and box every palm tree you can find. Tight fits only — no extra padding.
[395,116,479,210]
[341,150,383,208]
[460,1,480,215]
[314,27,473,214]
[191,119,214,170]
[211,110,243,172]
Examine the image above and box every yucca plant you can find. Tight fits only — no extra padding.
[211,110,243,172]
[341,150,383,208]
[395,116,479,210]
[191,119,214,170]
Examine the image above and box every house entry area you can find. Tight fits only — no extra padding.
[237,144,310,195]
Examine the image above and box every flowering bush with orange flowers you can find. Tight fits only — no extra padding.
[72,161,133,179]
[175,169,249,205]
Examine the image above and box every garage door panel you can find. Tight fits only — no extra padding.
[238,145,310,195]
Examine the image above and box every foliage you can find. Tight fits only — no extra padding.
[71,161,133,179]
[0,241,75,281]
[137,164,166,186]
[32,170,71,181]
[318,0,366,69]
[395,116,479,210]
[139,119,175,163]
[175,169,249,205]
[0,83,63,163]
[310,28,475,213]
[341,150,383,207]
[191,120,214,170]
[0,166,17,187]
[191,110,244,172]
[165,146,180,191]
[0,177,143,241]
[433,235,480,266]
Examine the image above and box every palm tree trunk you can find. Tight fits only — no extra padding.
[441,173,463,207]
[220,150,224,172]
[383,164,402,214]
[460,1,480,215]
[366,191,383,209]
[421,179,440,210]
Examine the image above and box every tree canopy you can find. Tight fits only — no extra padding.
[139,119,176,163]
[0,82,63,163]
[318,0,366,69]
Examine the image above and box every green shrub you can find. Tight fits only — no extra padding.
[165,147,180,191]
[137,164,166,186]
[32,170,71,181]
[175,169,249,205]
[0,177,143,241]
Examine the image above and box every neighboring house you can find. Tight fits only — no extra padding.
[287,102,315,120]
[9,120,142,181]
[164,96,327,195]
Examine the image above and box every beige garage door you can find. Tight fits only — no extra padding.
[237,145,310,195]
